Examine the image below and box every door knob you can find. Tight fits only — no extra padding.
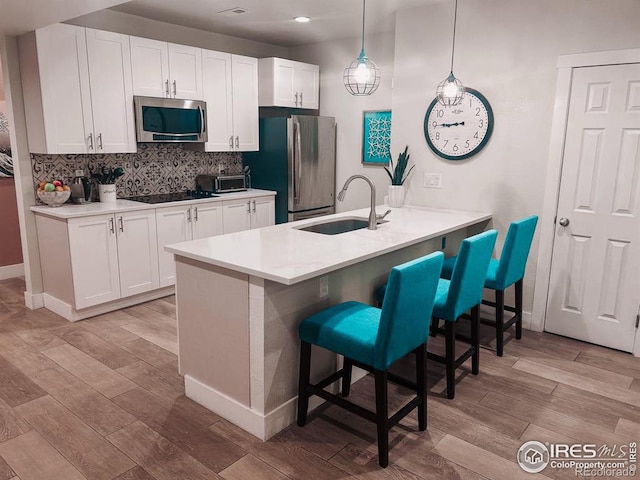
[558,217,570,227]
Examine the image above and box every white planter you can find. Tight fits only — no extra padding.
[98,184,117,203]
[388,185,405,207]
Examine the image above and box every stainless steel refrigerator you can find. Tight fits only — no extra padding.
[243,115,336,224]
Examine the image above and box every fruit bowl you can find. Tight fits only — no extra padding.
[37,189,71,207]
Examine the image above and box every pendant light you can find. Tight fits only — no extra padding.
[343,0,380,96]
[436,0,465,106]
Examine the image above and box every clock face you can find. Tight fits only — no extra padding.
[423,88,494,160]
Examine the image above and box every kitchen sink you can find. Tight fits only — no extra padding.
[297,217,386,235]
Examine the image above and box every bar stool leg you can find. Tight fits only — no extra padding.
[471,305,480,375]
[342,357,353,397]
[445,320,456,400]
[297,341,311,427]
[416,343,427,431]
[374,370,389,468]
[515,279,523,340]
[430,318,439,337]
[495,290,505,357]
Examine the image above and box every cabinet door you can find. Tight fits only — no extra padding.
[202,50,233,152]
[116,210,160,298]
[272,58,297,107]
[192,202,224,240]
[68,214,120,309]
[35,24,93,154]
[86,29,136,153]
[168,43,203,100]
[130,36,170,97]
[156,205,192,288]
[232,55,259,151]
[222,199,252,234]
[251,196,276,229]
[296,63,319,110]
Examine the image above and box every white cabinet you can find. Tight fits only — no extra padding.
[19,24,136,154]
[202,50,258,152]
[258,58,319,110]
[68,210,159,309]
[156,202,223,287]
[222,196,275,234]
[131,36,203,100]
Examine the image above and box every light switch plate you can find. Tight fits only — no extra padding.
[423,173,442,188]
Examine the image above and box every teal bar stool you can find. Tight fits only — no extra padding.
[440,216,538,356]
[297,252,444,468]
[376,229,497,400]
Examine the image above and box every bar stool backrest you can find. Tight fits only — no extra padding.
[494,215,539,290]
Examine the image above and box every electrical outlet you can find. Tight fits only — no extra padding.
[218,164,225,174]
[319,276,329,298]
[423,173,442,189]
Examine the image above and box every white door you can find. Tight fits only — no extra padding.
[273,58,297,107]
[251,196,275,229]
[296,63,319,110]
[85,29,136,153]
[116,210,160,297]
[232,55,259,151]
[68,214,120,309]
[202,49,233,152]
[35,24,93,154]
[192,202,224,239]
[223,199,251,234]
[156,205,192,287]
[546,63,640,352]
[130,36,170,98]
[168,43,203,100]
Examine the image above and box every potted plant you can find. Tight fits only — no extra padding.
[384,146,414,207]
[91,166,124,203]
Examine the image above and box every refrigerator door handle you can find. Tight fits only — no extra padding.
[294,120,302,205]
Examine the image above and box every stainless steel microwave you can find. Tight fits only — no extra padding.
[196,174,247,193]
[134,96,207,143]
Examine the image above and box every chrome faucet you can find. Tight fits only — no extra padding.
[337,174,391,230]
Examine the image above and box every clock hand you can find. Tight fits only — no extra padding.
[436,121,465,127]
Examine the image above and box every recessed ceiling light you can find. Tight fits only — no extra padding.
[294,16,311,23]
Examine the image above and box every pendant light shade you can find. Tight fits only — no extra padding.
[344,0,380,96]
[436,0,465,106]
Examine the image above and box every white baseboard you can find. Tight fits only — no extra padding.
[43,287,175,322]
[185,367,369,441]
[522,311,535,331]
[24,291,44,310]
[0,263,24,280]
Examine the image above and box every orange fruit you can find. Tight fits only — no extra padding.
[55,186,64,192]
[63,185,71,191]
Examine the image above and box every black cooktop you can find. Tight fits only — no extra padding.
[126,190,218,204]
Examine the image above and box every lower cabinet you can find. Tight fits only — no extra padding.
[156,202,224,287]
[68,210,159,309]
[222,196,275,234]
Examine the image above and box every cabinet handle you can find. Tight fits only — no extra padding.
[109,217,115,234]
[229,136,234,149]
[252,200,256,212]
[97,133,103,150]
[246,201,251,213]
[187,208,191,222]
[165,79,170,97]
[118,217,124,233]
[194,207,198,221]
[173,80,177,97]
[299,92,303,106]
[235,136,239,149]
[294,92,298,107]
[88,133,94,150]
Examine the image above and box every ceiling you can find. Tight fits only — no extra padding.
[110,0,444,47]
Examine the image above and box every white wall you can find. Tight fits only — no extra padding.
[391,0,640,320]
[290,32,395,213]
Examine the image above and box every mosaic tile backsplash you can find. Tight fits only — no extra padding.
[31,143,243,202]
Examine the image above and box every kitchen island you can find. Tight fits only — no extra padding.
[166,205,491,440]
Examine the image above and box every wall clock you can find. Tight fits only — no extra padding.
[423,88,494,161]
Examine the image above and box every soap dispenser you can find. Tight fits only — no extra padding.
[71,169,91,204]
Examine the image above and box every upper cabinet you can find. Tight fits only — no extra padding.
[130,37,203,100]
[19,24,136,154]
[258,58,319,110]
[202,50,258,152]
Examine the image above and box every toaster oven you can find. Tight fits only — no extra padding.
[196,174,247,193]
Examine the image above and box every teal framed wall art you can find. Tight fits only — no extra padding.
[362,110,392,165]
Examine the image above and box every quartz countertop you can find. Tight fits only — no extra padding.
[30,189,277,219]
[166,205,491,285]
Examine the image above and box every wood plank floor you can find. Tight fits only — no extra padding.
[0,277,638,479]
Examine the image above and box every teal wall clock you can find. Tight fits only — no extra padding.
[423,88,494,161]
